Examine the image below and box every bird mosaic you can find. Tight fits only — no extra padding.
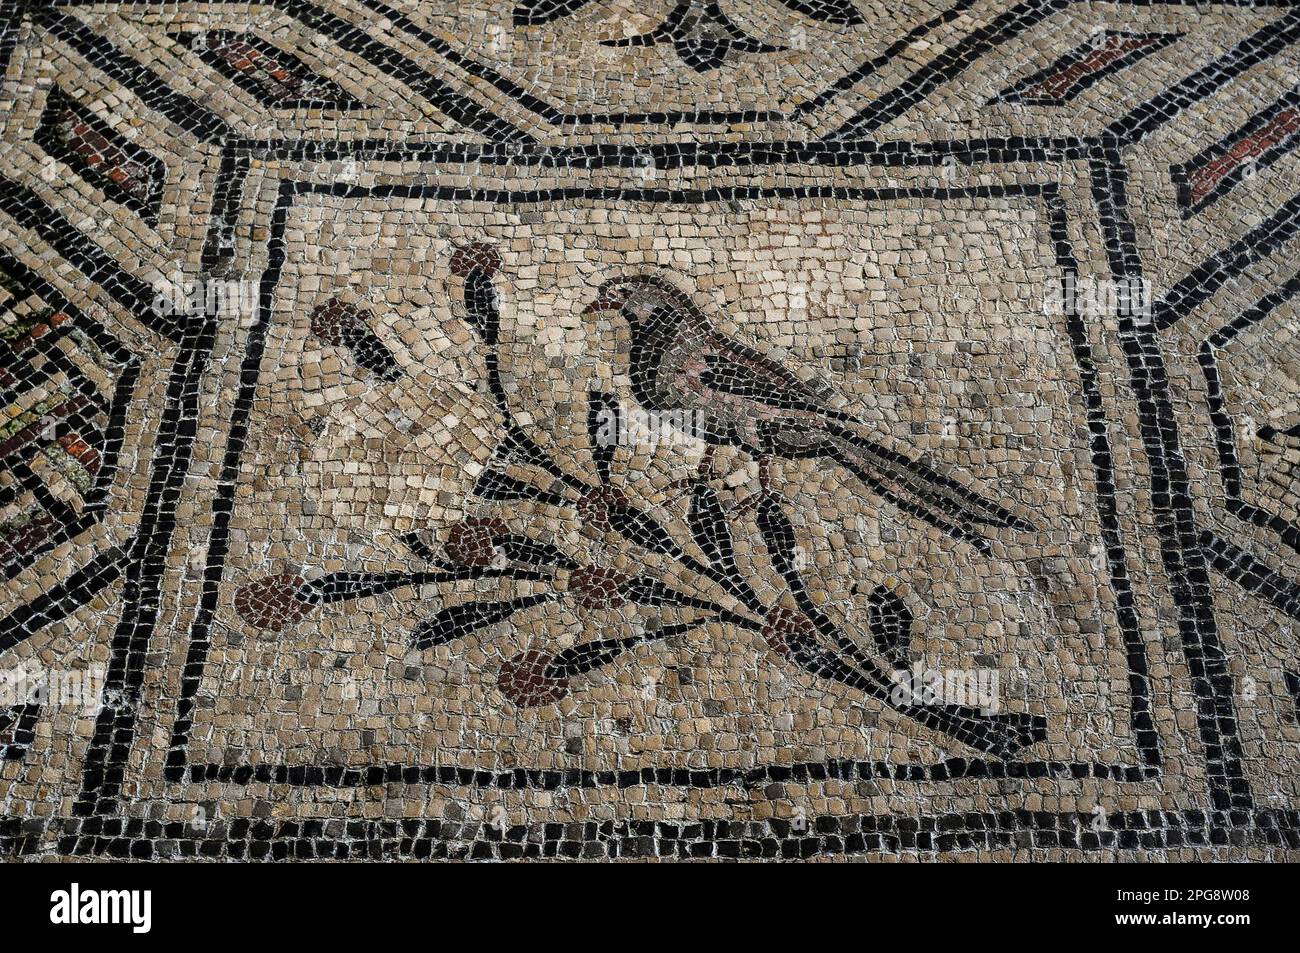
[234,245,1049,761]
[583,274,1034,554]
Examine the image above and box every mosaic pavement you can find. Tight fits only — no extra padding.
[1,0,1300,862]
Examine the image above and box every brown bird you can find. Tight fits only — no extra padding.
[583,275,1032,553]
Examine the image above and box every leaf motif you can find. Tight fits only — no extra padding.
[587,391,619,485]
[620,576,723,613]
[399,531,444,564]
[782,626,872,689]
[867,584,914,671]
[342,325,402,382]
[756,498,854,655]
[687,484,733,568]
[472,467,567,506]
[766,616,1048,758]
[513,0,595,26]
[411,593,552,649]
[307,571,427,604]
[463,268,500,344]
[544,635,646,678]
[607,502,684,559]
[543,618,714,678]
[497,537,581,570]
[688,484,764,609]
[756,495,799,578]
[776,0,864,25]
[308,570,532,604]
[498,425,590,495]
[311,299,402,381]
[500,425,552,468]
[904,706,1048,760]
[602,1,783,72]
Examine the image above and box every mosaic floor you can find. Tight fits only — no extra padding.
[1,0,1299,863]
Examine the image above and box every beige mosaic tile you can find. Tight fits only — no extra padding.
[1,0,1299,862]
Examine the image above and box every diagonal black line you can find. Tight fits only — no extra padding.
[1153,191,1300,330]
[0,546,127,653]
[997,32,1182,107]
[1042,190,1160,767]
[354,0,567,125]
[0,251,138,365]
[1172,86,1300,216]
[279,0,534,143]
[1201,271,1300,504]
[0,176,184,342]
[10,461,79,527]
[32,7,230,142]
[1090,152,1250,813]
[826,0,1065,140]
[74,320,215,815]
[1202,531,1300,622]
[1107,9,1300,144]
[163,184,297,780]
[793,0,979,117]
[30,0,535,144]
[0,333,109,413]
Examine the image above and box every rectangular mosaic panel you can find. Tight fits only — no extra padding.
[2,0,1299,862]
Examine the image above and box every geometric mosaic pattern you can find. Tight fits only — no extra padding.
[2,0,1299,861]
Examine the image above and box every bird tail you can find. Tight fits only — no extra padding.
[822,423,1032,552]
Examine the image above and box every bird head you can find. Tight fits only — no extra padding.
[582,280,633,320]
[581,275,692,327]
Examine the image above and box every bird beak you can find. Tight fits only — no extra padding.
[583,291,625,315]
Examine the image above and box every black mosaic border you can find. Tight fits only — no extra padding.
[4,808,1295,860]
[1,141,1262,854]
[46,0,1300,138]
[1088,149,1249,812]
[51,0,971,131]
[159,178,1160,790]
[3,0,1295,855]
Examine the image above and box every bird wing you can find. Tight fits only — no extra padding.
[696,334,827,411]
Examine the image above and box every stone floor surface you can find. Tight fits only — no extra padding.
[1,0,1300,861]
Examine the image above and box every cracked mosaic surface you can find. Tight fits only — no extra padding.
[1,0,1300,861]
